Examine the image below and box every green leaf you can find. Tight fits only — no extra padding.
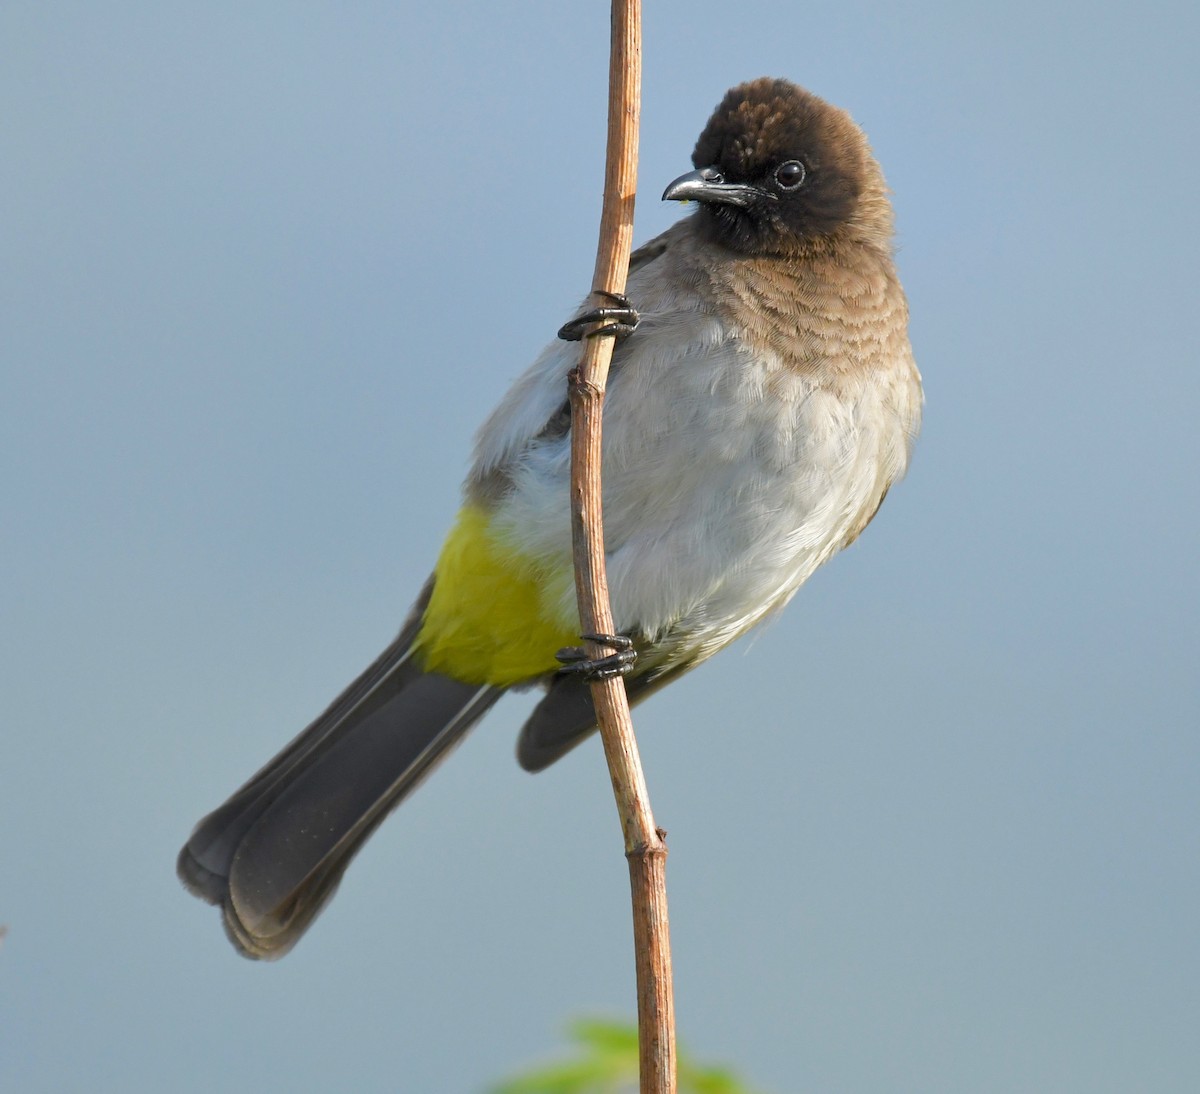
[489,1017,763,1094]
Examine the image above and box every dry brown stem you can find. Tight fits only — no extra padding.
[565,2,676,1090]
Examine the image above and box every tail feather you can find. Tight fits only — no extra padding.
[178,630,502,959]
[515,657,690,772]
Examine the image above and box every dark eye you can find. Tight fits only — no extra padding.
[773,160,806,190]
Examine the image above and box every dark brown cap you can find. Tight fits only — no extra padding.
[669,78,892,256]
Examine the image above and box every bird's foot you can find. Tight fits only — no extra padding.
[555,632,637,681]
[557,292,640,342]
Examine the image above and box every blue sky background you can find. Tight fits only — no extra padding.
[3,3,1197,1091]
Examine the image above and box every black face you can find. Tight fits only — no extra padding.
[667,78,872,256]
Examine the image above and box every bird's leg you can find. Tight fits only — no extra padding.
[557,291,640,342]
[555,632,637,681]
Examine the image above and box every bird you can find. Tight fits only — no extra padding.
[178,77,923,959]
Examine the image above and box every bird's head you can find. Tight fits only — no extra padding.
[663,78,892,256]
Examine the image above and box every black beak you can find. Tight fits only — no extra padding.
[662,166,765,207]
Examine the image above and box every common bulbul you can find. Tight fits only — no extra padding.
[178,78,923,958]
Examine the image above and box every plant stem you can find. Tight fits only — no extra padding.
[566,2,676,1090]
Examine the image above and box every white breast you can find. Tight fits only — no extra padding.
[470,244,920,666]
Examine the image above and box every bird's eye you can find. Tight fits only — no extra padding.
[773,160,806,190]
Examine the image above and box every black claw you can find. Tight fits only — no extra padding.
[558,292,640,342]
[555,632,638,681]
[580,632,634,651]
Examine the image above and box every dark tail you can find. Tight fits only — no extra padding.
[178,629,502,959]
